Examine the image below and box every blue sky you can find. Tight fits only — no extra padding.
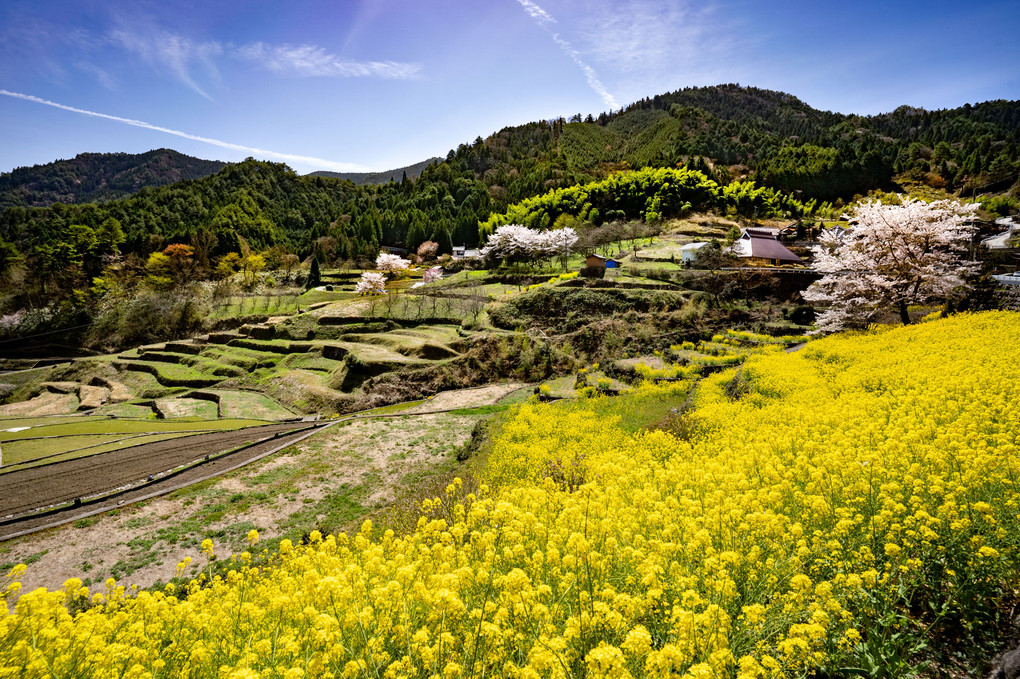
[1,0,1018,175]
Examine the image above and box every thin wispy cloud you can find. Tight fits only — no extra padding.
[576,0,739,98]
[550,34,618,110]
[0,90,368,172]
[110,29,222,100]
[235,43,420,79]
[517,0,557,26]
[109,30,221,98]
[583,1,703,70]
[106,25,421,95]
[514,0,617,108]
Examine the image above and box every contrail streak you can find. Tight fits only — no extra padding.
[0,89,368,172]
[513,0,618,109]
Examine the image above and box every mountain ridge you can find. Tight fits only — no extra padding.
[0,149,227,211]
[307,157,442,185]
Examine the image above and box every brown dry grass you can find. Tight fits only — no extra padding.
[0,392,79,417]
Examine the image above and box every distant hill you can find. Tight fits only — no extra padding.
[307,157,441,185]
[3,85,1018,310]
[0,149,226,210]
[537,85,1020,201]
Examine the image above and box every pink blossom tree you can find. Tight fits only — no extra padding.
[803,197,979,331]
[422,266,443,283]
[354,271,386,295]
[416,240,439,262]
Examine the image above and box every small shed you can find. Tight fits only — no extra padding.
[679,242,710,263]
[585,254,622,269]
[452,245,481,260]
[730,227,802,265]
[777,222,799,241]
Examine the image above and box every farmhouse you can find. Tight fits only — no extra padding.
[730,227,802,266]
[585,254,622,268]
[777,222,799,241]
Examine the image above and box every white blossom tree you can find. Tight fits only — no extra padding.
[480,224,578,270]
[541,227,579,270]
[354,271,386,295]
[803,197,978,331]
[375,252,410,275]
[480,225,536,266]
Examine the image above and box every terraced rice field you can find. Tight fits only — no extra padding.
[0,416,273,470]
[0,421,313,517]
[0,273,557,432]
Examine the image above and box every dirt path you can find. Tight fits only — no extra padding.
[401,382,529,413]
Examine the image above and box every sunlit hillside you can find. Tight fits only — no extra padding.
[2,311,1019,677]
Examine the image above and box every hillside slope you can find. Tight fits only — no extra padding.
[0,149,226,210]
[1,312,1016,675]
[2,85,1017,313]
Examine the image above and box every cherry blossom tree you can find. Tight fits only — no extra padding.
[803,197,978,331]
[354,271,386,295]
[541,227,579,270]
[422,266,443,283]
[375,252,410,275]
[480,225,536,266]
[416,240,439,262]
[480,224,578,269]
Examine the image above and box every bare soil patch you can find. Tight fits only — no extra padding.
[404,382,530,413]
[1,386,500,594]
[0,422,310,517]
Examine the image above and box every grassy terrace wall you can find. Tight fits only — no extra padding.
[2,312,1018,677]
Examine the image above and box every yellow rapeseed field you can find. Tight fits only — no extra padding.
[2,311,1018,678]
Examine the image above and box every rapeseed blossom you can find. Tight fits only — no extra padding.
[1,311,1018,677]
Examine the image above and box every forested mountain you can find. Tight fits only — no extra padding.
[1,85,1017,308]
[0,158,497,302]
[0,149,226,211]
[308,157,441,185]
[552,85,1020,201]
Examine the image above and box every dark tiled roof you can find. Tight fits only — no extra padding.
[736,228,802,261]
[748,237,801,261]
[744,227,780,237]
